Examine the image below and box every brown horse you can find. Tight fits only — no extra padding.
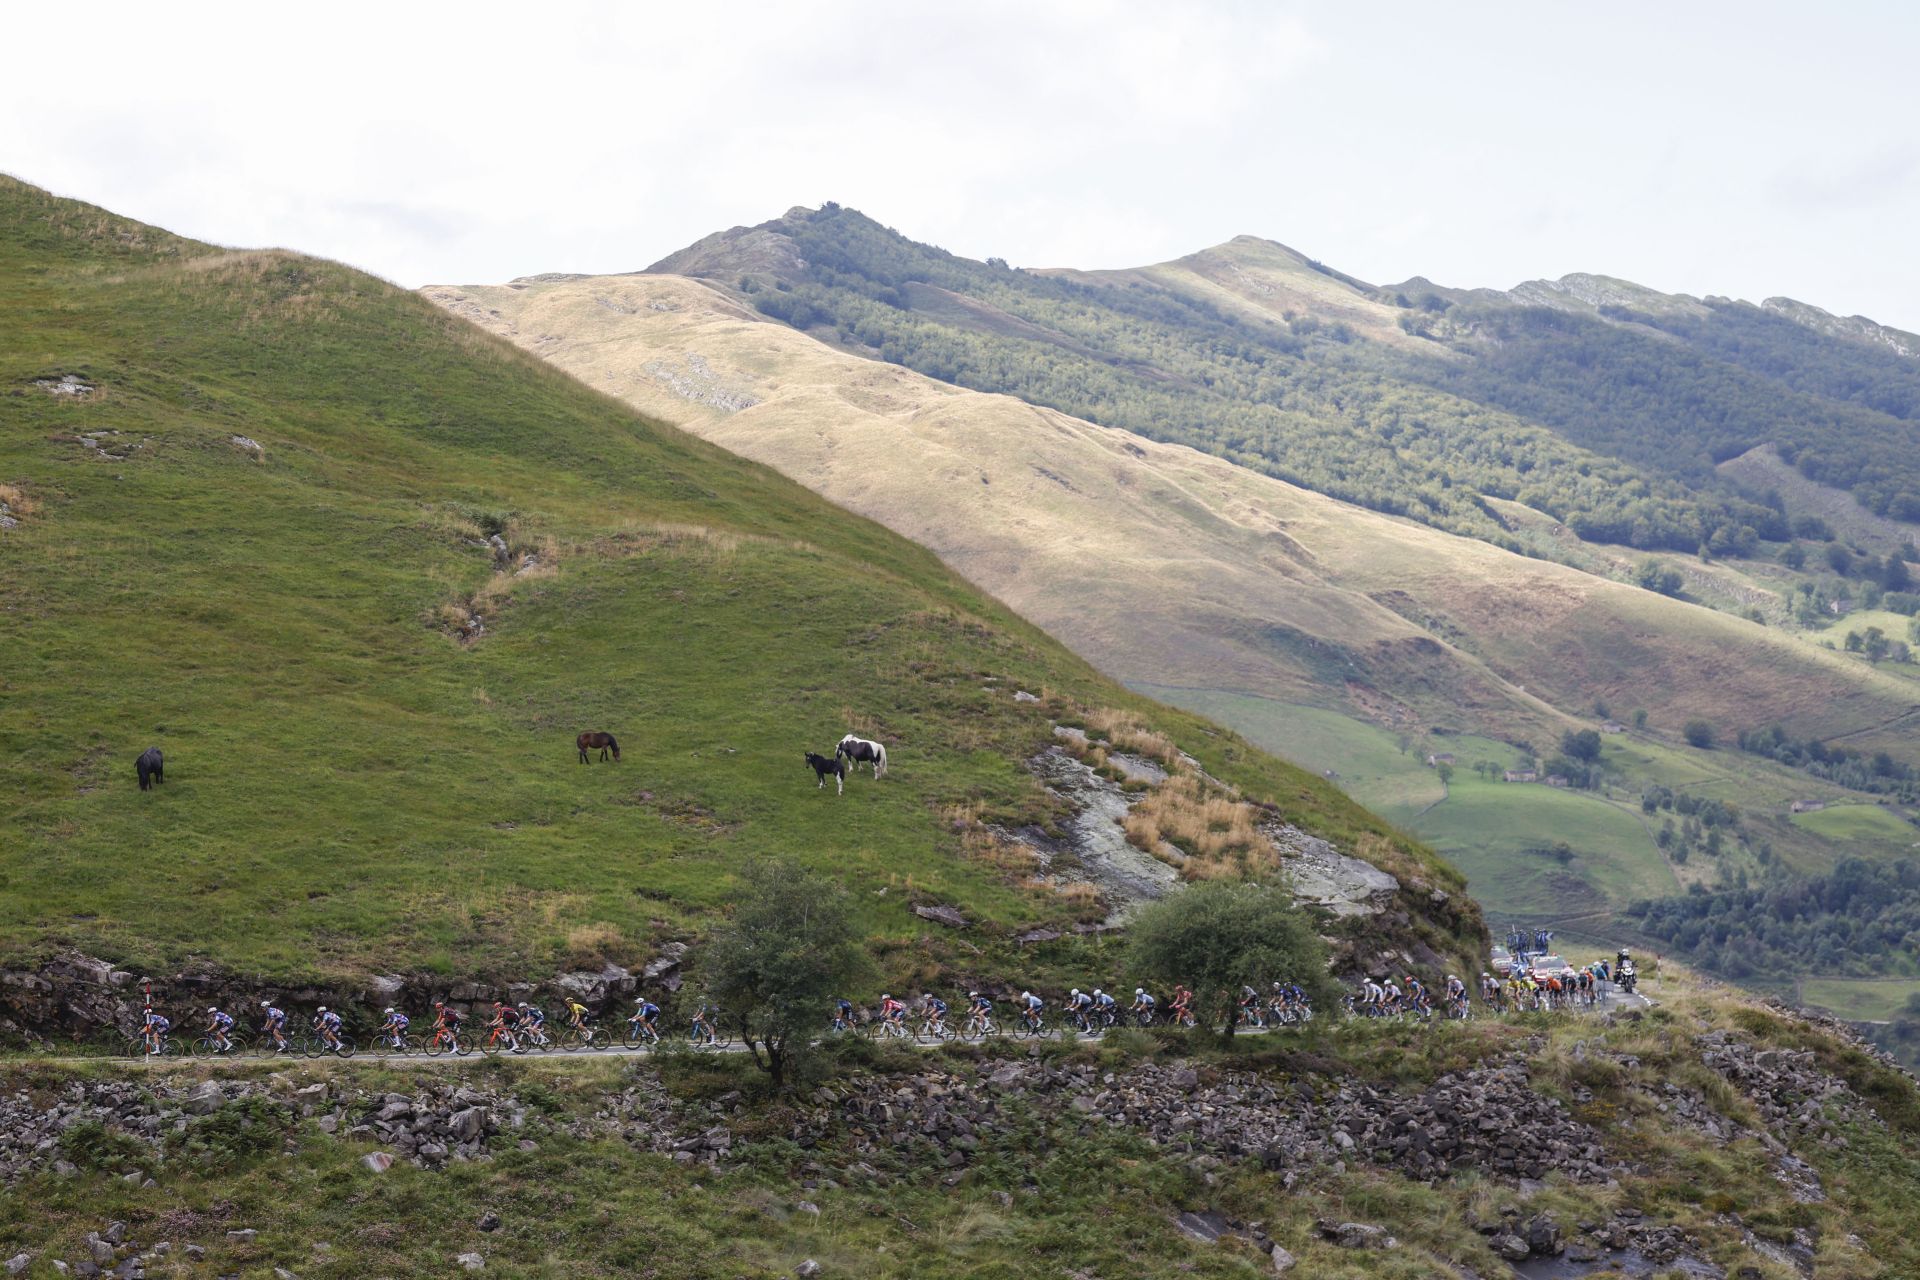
[577,731,620,764]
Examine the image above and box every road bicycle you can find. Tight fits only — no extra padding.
[961,1012,1001,1041]
[304,1030,357,1058]
[190,1031,251,1058]
[624,1017,661,1050]
[424,1025,469,1057]
[559,1022,606,1052]
[374,1031,418,1056]
[479,1024,524,1056]
[1013,1009,1048,1039]
[914,1013,956,1044]
[688,1016,733,1051]
[865,1015,913,1044]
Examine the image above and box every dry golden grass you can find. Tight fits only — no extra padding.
[561,921,641,969]
[1122,773,1276,879]
[0,482,37,518]
[1081,708,1180,767]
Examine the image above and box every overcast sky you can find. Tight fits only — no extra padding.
[5,2,1916,329]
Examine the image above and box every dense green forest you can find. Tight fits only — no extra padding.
[1628,858,1920,978]
[720,206,1781,554]
[1737,725,1920,801]
[1422,303,1920,523]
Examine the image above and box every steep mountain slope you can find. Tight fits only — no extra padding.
[425,272,1920,760]
[0,175,1475,985]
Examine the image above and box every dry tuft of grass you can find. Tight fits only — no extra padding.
[0,482,37,521]
[561,921,640,969]
[1083,708,1180,767]
[1123,774,1276,879]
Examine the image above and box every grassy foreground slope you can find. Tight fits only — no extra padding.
[0,175,1473,983]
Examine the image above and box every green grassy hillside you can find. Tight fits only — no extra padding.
[0,176,1474,986]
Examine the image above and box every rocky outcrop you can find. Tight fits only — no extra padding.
[1266,824,1399,918]
[792,1055,1614,1185]
[1697,1029,1881,1146]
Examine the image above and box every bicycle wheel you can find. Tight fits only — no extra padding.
[333,1037,357,1059]
[302,1035,326,1059]
[425,1032,450,1058]
[190,1036,217,1059]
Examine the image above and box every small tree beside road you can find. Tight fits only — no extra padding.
[697,860,869,1088]
[1127,880,1329,1039]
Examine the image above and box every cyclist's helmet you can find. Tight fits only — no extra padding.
[1070,988,1080,997]
[635,996,646,1005]
[317,1006,327,1013]
[1619,948,1632,957]
[882,994,892,1001]
[517,1001,529,1009]
[208,1006,218,1013]
[923,993,932,1000]
[261,999,271,1007]
[968,991,979,998]
[384,1007,395,1015]
[1135,987,1144,996]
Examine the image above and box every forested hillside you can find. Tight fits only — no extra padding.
[647,204,1920,558]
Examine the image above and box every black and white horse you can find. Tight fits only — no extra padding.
[136,747,165,791]
[804,751,848,795]
[835,734,888,779]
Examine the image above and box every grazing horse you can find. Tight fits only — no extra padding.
[577,731,621,764]
[804,751,848,795]
[136,746,165,791]
[835,734,888,779]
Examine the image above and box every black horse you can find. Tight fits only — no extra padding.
[805,751,847,795]
[136,747,165,791]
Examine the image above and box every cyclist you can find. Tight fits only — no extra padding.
[878,993,906,1028]
[1092,988,1118,1028]
[312,1006,344,1052]
[1131,987,1156,1023]
[489,1001,521,1050]
[1478,971,1500,1010]
[690,1001,720,1045]
[831,997,856,1032]
[1381,978,1404,1016]
[1018,989,1045,1032]
[1404,974,1429,1016]
[433,1000,464,1049]
[1443,974,1467,1018]
[1169,983,1194,1026]
[142,1008,172,1056]
[378,1006,409,1050]
[630,996,661,1043]
[518,1001,549,1047]
[965,991,995,1036]
[1237,983,1262,1027]
[920,992,949,1035]
[1066,987,1094,1033]
[260,1000,290,1052]
[1360,976,1385,1015]
[204,1006,236,1053]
